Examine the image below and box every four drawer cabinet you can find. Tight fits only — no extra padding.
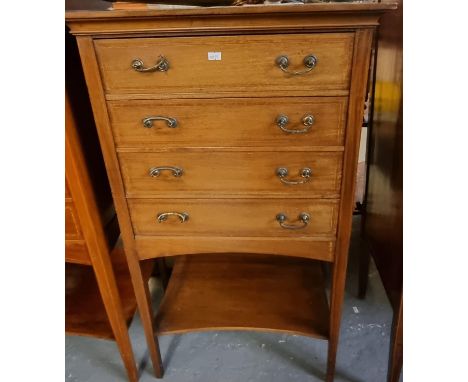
[66,2,395,381]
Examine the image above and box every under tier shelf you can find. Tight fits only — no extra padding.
[66,247,153,339]
[155,253,330,339]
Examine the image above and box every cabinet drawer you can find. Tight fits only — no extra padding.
[95,34,354,95]
[119,151,343,198]
[108,97,347,148]
[128,199,339,237]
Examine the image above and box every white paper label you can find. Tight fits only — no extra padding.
[208,52,222,61]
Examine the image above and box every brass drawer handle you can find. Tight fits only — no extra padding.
[276,212,310,230]
[157,212,189,223]
[131,55,169,72]
[275,54,318,75]
[149,166,183,178]
[276,114,314,134]
[276,167,312,185]
[142,116,178,129]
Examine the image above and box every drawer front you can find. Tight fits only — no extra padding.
[108,97,347,147]
[95,34,354,95]
[128,199,339,237]
[119,151,343,198]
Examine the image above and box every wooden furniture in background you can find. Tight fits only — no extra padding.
[65,34,154,382]
[360,1,403,381]
[66,2,396,381]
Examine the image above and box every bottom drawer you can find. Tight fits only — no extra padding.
[128,198,339,237]
[135,236,335,262]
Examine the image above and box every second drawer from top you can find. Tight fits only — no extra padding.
[108,97,348,148]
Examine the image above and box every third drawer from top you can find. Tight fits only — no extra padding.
[118,151,343,199]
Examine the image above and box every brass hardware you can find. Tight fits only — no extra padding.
[276,167,312,185]
[276,114,315,134]
[131,55,169,72]
[157,212,189,223]
[275,54,318,75]
[276,212,310,230]
[149,166,183,178]
[142,116,178,129]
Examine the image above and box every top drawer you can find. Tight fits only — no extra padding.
[94,33,354,96]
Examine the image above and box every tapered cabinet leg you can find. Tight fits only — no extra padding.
[90,260,140,382]
[326,263,344,382]
[388,297,403,382]
[128,254,164,378]
[326,336,339,382]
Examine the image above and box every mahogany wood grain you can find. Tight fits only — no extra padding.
[128,198,339,237]
[326,28,374,382]
[65,201,82,239]
[95,34,353,95]
[76,36,164,378]
[108,97,348,148]
[119,151,343,199]
[65,240,91,265]
[65,179,72,198]
[135,235,335,261]
[155,253,330,339]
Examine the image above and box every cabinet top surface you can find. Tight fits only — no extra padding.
[66,0,396,20]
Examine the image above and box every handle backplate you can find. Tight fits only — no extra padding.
[276,114,315,134]
[276,54,318,75]
[276,167,312,185]
[131,55,169,72]
[276,212,310,230]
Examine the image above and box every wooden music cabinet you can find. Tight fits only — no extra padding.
[66,2,396,381]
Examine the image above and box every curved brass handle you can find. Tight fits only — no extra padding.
[276,114,315,134]
[276,212,310,230]
[131,55,169,72]
[149,166,183,178]
[276,167,312,185]
[276,54,318,75]
[142,116,178,129]
[157,212,189,223]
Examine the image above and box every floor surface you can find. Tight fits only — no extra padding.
[66,218,401,382]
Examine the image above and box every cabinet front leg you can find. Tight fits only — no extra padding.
[128,252,164,378]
